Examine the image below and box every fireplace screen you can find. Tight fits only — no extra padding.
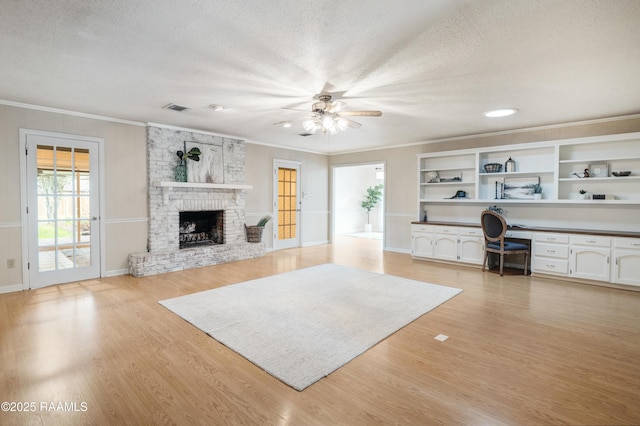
[179,210,223,249]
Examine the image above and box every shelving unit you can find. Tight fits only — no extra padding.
[418,153,476,204]
[417,132,640,218]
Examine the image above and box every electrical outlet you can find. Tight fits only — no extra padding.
[7,259,15,269]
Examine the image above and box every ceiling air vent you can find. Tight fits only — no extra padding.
[164,103,190,112]
[298,133,313,137]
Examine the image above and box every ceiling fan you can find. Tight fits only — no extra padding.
[278,94,382,135]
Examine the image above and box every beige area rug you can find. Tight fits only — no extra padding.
[159,263,462,391]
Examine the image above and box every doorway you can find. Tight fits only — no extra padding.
[273,160,301,250]
[20,130,103,289]
[332,162,385,244]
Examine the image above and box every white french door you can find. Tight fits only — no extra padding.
[22,131,102,288]
[273,160,301,250]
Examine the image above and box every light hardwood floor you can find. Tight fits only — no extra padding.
[1,236,639,425]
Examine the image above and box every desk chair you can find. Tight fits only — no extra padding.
[481,210,530,276]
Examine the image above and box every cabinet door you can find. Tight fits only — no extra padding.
[433,234,458,261]
[412,232,433,258]
[571,247,611,282]
[458,236,484,265]
[612,249,640,287]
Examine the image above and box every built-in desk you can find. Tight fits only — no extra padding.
[410,221,640,290]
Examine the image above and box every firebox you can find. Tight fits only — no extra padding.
[179,210,224,249]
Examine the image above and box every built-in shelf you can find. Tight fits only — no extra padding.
[417,132,640,214]
[156,181,253,190]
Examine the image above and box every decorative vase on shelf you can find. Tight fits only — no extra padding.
[505,157,516,173]
[175,161,187,182]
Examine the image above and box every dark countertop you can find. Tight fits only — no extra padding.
[410,221,640,239]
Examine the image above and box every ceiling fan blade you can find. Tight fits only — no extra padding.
[281,106,309,112]
[339,110,383,117]
[343,118,361,128]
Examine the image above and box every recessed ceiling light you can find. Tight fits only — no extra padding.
[208,104,224,111]
[282,121,292,128]
[483,108,518,118]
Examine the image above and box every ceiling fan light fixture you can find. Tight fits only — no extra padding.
[208,104,224,112]
[303,117,320,133]
[483,108,518,118]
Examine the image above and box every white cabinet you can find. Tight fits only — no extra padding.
[433,228,458,262]
[532,233,570,276]
[411,224,484,266]
[611,238,640,287]
[458,228,484,265]
[570,236,611,282]
[411,225,435,258]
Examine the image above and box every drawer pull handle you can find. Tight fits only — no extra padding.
[586,240,597,244]
[547,237,556,241]
[632,243,640,247]
[547,250,556,254]
[547,264,556,268]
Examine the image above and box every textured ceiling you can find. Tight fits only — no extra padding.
[1,0,639,153]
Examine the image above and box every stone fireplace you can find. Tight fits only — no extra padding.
[128,126,265,277]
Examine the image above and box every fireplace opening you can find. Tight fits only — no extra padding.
[179,210,224,249]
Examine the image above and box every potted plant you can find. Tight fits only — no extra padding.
[487,205,505,215]
[361,184,383,232]
[532,183,542,200]
[579,189,587,200]
[245,215,271,243]
[175,145,202,182]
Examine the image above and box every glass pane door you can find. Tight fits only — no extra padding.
[274,162,301,250]
[26,132,100,288]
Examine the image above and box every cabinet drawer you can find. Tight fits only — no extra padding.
[532,257,569,275]
[412,225,436,233]
[534,243,569,259]
[435,226,458,235]
[571,235,611,247]
[459,227,482,237]
[614,238,640,249]
[534,233,569,244]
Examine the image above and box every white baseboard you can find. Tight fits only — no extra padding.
[384,247,411,255]
[105,268,130,277]
[0,283,25,294]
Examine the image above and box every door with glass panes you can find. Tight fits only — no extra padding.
[273,161,301,250]
[24,131,101,288]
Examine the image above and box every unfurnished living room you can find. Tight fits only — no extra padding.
[1,1,640,425]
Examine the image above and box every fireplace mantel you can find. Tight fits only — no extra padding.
[156,181,253,203]
[156,181,253,190]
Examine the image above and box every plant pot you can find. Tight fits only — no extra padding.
[364,224,373,232]
[175,162,187,182]
[533,193,542,200]
[245,225,264,243]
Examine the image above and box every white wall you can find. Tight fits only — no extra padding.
[333,164,384,234]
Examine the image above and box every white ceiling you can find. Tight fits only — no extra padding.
[1,0,639,154]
